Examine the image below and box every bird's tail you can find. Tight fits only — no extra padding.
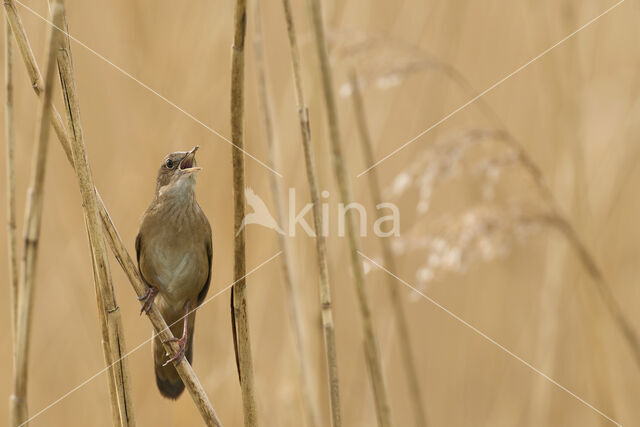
[153,320,194,399]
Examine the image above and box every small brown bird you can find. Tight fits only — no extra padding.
[135,146,212,399]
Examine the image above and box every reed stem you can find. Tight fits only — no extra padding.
[306,1,392,425]
[11,6,63,425]
[50,2,135,424]
[252,4,319,426]
[280,0,342,425]
[5,10,19,393]
[230,0,258,424]
[3,0,72,161]
[350,71,427,427]
[5,14,17,351]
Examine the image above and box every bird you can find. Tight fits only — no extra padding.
[135,146,212,399]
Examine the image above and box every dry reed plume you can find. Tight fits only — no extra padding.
[382,126,640,369]
[335,33,640,372]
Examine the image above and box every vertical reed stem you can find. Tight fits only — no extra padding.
[230,0,258,424]
[252,3,319,426]
[51,1,135,424]
[306,1,392,425]
[5,15,17,352]
[350,71,427,427]
[11,6,63,426]
[4,11,19,400]
[280,0,342,425]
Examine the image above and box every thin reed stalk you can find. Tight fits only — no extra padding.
[306,1,392,425]
[4,3,223,426]
[252,4,319,427]
[280,0,342,425]
[230,0,258,424]
[5,15,18,367]
[51,2,135,424]
[350,71,427,427]
[11,6,63,426]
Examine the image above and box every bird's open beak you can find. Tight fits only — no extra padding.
[179,146,202,173]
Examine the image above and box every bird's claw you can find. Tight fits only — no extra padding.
[162,337,186,366]
[138,286,159,315]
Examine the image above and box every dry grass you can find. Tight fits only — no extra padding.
[3,1,640,426]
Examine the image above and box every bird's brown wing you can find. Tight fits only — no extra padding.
[135,233,142,264]
[135,232,157,292]
[231,286,240,381]
[197,239,212,307]
[135,233,149,285]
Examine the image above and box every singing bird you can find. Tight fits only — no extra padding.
[135,146,212,399]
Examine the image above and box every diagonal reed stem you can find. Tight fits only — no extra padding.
[306,1,392,426]
[279,0,342,425]
[3,2,223,425]
[50,1,135,424]
[252,3,319,426]
[350,71,427,427]
[230,0,258,425]
[3,0,70,162]
[11,5,63,426]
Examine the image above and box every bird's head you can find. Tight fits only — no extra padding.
[155,146,202,196]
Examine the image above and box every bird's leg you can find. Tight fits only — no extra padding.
[162,302,190,366]
[137,285,159,315]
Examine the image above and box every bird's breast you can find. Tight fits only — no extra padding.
[143,234,208,306]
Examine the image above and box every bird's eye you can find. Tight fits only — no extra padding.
[165,159,174,169]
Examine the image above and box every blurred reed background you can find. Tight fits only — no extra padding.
[2,0,640,425]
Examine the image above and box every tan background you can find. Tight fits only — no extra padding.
[1,0,640,425]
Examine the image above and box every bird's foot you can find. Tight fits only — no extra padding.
[162,336,187,366]
[137,286,159,315]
